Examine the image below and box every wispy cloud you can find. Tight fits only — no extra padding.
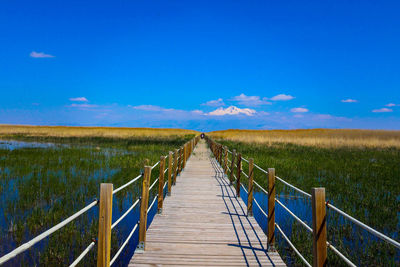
[207,106,256,116]
[270,94,295,101]
[341,99,358,103]
[30,51,55,58]
[69,97,89,102]
[385,103,398,107]
[68,103,98,108]
[290,107,309,113]
[372,108,393,113]
[201,98,225,107]
[132,105,174,112]
[231,93,271,106]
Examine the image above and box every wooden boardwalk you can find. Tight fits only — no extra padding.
[129,140,286,266]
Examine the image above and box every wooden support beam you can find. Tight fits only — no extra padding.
[137,166,151,252]
[167,151,173,196]
[312,188,327,267]
[229,150,236,185]
[97,183,113,267]
[268,168,276,251]
[173,149,178,185]
[157,156,166,214]
[247,158,254,216]
[223,146,228,174]
[235,153,242,197]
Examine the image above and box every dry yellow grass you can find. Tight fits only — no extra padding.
[0,125,198,139]
[208,129,400,148]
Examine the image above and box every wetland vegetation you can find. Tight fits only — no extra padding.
[211,129,400,266]
[0,125,196,266]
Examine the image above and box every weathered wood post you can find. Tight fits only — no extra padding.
[177,148,182,174]
[97,183,113,267]
[173,149,178,185]
[235,153,242,197]
[137,166,151,252]
[183,144,187,169]
[247,158,254,216]
[167,151,173,195]
[229,149,236,185]
[267,168,276,251]
[223,146,228,174]
[312,188,327,267]
[157,156,166,214]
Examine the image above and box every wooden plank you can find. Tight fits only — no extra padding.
[129,141,285,266]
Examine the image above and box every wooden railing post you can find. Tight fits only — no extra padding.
[183,144,187,169]
[235,153,242,197]
[97,183,113,267]
[173,149,178,185]
[157,156,166,214]
[137,166,151,252]
[167,151,173,196]
[267,168,276,251]
[229,149,236,185]
[177,148,182,174]
[223,146,228,174]
[247,158,254,216]
[312,188,327,267]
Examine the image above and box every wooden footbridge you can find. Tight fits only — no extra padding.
[129,139,285,266]
[1,135,399,267]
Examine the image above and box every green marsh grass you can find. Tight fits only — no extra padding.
[0,130,195,266]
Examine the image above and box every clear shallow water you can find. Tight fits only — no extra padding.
[0,140,63,150]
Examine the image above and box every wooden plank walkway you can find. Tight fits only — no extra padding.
[129,140,286,266]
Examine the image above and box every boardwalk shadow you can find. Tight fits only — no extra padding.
[210,157,277,267]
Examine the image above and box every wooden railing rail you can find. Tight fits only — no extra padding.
[204,135,371,267]
[0,135,200,267]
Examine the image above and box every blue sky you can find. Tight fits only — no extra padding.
[0,0,399,131]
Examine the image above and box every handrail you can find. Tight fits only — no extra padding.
[275,223,312,267]
[149,178,159,191]
[206,135,400,267]
[113,174,142,195]
[0,199,98,265]
[147,194,158,213]
[0,135,200,266]
[326,202,400,249]
[110,223,139,266]
[69,241,96,267]
[111,199,140,229]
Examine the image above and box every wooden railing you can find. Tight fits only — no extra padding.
[0,135,201,267]
[205,135,400,267]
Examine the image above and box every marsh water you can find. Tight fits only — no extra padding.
[0,139,174,266]
[0,139,398,266]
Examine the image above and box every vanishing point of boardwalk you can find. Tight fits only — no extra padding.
[130,140,285,266]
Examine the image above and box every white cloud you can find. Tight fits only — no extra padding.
[290,107,309,113]
[231,93,271,106]
[201,98,225,107]
[207,106,256,116]
[30,51,55,58]
[132,105,173,112]
[191,110,205,115]
[68,104,98,108]
[341,99,358,103]
[385,103,397,107]
[270,94,295,101]
[69,97,89,102]
[372,108,393,113]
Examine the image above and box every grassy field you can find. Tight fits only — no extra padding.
[210,128,400,148]
[0,125,196,266]
[210,129,400,266]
